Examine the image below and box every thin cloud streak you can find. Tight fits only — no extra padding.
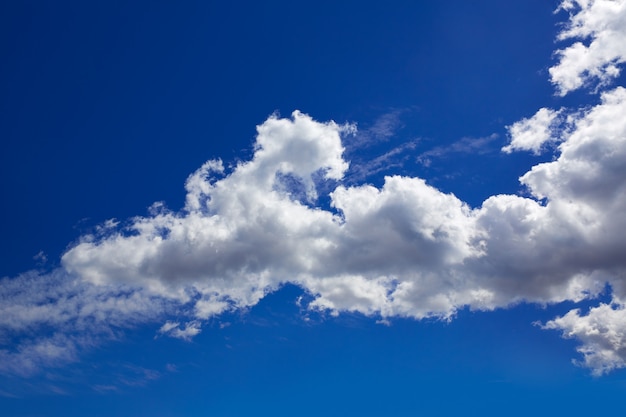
[417,134,499,167]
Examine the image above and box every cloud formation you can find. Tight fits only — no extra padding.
[543,301,626,376]
[502,108,563,155]
[0,270,172,376]
[59,86,626,372]
[418,133,498,166]
[550,0,626,95]
[2,0,626,377]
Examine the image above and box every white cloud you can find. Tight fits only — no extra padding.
[158,320,202,341]
[543,300,626,375]
[475,88,626,306]
[59,88,626,320]
[550,0,626,95]
[3,4,626,377]
[61,111,353,314]
[502,108,562,154]
[520,87,626,205]
[3,86,626,375]
[158,321,180,334]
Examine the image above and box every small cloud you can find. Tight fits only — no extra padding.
[158,321,202,341]
[502,108,563,155]
[95,219,120,234]
[33,250,47,265]
[542,298,626,376]
[158,321,180,335]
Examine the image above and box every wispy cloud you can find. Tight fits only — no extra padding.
[342,108,420,183]
[345,140,419,183]
[417,134,499,167]
[344,109,409,151]
[0,269,174,377]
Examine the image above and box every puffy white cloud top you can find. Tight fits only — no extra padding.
[502,108,563,154]
[550,0,626,95]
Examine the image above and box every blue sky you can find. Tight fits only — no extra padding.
[2,0,626,415]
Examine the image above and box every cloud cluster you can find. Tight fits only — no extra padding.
[2,0,626,377]
[59,111,486,321]
[551,0,626,95]
[59,85,626,371]
[530,87,626,374]
[511,0,626,373]
[543,300,626,375]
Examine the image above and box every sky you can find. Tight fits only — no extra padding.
[2,0,626,415]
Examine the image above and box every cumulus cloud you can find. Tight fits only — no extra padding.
[3,1,626,378]
[476,87,626,303]
[502,108,563,154]
[3,87,626,375]
[59,111,485,321]
[526,87,626,373]
[550,0,626,95]
[543,300,626,375]
[61,87,626,322]
[5,82,626,375]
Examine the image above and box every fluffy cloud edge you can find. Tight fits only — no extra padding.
[550,0,626,95]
